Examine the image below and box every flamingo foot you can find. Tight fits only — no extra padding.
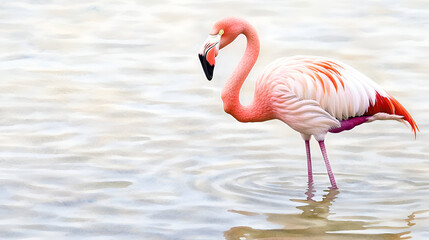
[318,140,338,189]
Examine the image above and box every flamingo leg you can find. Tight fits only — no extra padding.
[304,140,313,185]
[318,140,338,189]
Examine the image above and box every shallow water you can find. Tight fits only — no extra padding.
[0,0,429,239]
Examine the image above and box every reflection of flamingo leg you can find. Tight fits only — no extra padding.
[304,140,313,185]
[318,140,338,189]
[305,177,315,200]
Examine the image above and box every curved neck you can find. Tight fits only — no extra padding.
[221,23,261,122]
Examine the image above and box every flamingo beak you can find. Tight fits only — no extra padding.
[198,53,214,80]
[198,34,220,81]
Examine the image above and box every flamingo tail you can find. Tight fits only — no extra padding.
[366,92,419,138]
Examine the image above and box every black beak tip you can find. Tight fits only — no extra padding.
[198,53,214,81]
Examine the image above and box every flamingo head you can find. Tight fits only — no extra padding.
[198,18,249,80]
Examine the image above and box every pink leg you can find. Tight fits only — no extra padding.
[304,140,313,185]
[318,140,338,189]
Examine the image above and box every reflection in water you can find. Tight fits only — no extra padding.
[225,185,412,240]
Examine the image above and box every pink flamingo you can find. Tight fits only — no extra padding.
[198,17,418,189]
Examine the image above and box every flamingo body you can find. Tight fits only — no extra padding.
[198,17,418,188]
[255,56,418,140]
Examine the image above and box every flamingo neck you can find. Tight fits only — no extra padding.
[221,23,263,122]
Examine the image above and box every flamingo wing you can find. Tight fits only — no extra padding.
[268,82,340,139]
[258,56,418,137]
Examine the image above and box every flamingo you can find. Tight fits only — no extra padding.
[198,17,418,189]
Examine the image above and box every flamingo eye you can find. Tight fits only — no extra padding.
[219,29,224,36]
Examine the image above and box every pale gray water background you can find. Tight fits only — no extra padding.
[0,1,428,239]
